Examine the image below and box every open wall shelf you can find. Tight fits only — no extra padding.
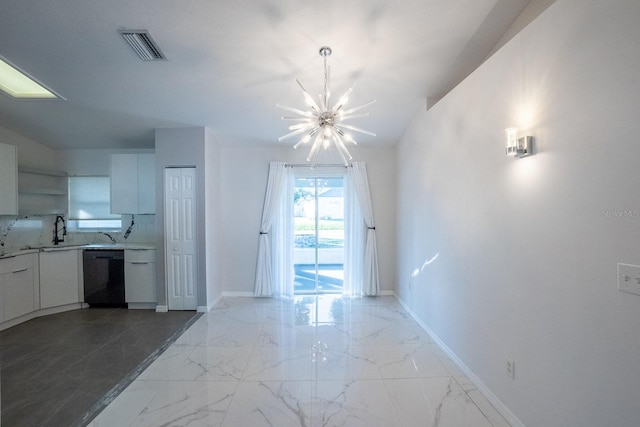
[18,168,68,216]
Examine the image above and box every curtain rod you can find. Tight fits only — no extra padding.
[285,163,352,168]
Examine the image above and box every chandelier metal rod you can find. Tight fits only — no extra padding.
[335,123,376,137]
[342,99,376,115]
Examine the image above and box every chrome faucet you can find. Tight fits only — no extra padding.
[52,215,66,245]
[98,231,117,244]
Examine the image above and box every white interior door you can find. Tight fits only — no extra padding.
[165,167,197,310]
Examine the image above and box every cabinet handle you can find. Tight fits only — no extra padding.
[12,268,28,274]
[130,262,149,264]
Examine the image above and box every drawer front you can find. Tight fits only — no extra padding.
[0,253,35,275]
[125,249,156,263]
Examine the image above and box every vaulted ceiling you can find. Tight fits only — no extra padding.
[0,0,534,150]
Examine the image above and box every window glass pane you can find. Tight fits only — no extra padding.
[76,219,122,229]
[294,176,344,294]
[68,176,120,220]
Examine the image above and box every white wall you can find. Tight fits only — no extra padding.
[218,143,395,294]
[396,1,640,426]
[0,126,56,170]
[205,128,223,306]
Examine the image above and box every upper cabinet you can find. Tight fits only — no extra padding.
[0,142,68,216]
[137,154,155,213]
[110,153,155,214]
[17,167,68,215]
[0,143,18,215]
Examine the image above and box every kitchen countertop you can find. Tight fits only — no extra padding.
[0,243,156,259]
[81,243,156,250]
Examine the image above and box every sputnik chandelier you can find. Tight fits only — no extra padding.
[278,46,375,166]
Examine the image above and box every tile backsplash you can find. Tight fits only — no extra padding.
[0,214,155,251]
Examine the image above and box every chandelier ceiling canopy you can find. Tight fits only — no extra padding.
[278,46,376,166]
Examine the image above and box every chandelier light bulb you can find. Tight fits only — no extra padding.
[278,46,376,166]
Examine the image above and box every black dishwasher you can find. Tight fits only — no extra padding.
[83,250,127,307]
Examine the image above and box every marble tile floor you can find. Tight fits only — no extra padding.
[0,307,199,427]
[90,295,511,427]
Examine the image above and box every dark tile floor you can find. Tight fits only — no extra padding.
[0,308,199,427]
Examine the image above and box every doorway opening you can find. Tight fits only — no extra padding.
[293,176,344,294]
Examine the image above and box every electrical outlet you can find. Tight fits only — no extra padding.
[617,263,640,296]
[505,358,515,379]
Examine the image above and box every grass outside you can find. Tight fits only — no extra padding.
[294,217,344,231]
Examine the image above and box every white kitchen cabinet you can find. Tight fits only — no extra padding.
[125,249,156,308]
[18,167,68,215]
[0,142,18,215]
[39,250,82,309]
[110,153,155,214]
[0,253,38,322]
[110,154,137,214]
[137,154,155,213]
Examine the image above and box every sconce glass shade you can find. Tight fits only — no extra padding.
[505,127,534,158]
[506,127,519,156]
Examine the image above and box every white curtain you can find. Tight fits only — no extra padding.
[348,162,380,296]
[343,173,364,297]
[255,161,377,298]
[271,170,295,298]
[254,162,288,296]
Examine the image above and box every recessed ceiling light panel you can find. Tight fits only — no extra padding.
[119,30,166,61]
[0,56,61,99]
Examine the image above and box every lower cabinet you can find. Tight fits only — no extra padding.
[0,253,38,322]
[125,249,156,308]
[39,250,82,309]
[1,246,156,329]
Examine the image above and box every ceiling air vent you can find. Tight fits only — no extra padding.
[119,30,166,61]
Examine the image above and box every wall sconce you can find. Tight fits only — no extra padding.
[505,127,533,157]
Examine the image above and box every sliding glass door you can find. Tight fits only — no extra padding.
[293,176,344,294]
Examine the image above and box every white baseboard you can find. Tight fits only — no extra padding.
[394,294,525,427]
[210,293,225,308]
[222,291,255,297]
[0,302,83,332]
[218,290,395,298]
[0,311,37,332]
[156,305,209,313]
[197,292,253,311]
